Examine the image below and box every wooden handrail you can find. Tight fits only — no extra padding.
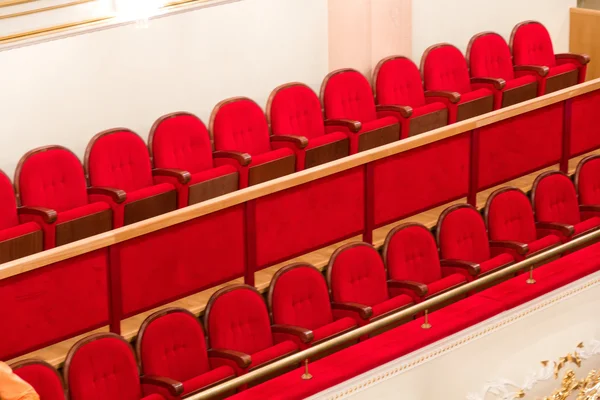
[1,79,600,281]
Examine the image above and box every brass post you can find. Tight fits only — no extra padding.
[301,359,312,380]
[421,309,432,329]
[526,266,536,284]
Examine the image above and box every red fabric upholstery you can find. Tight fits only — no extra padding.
[577,157,600,214]
[0,221,40,244]
[571,91,600,156]
[311,318,357,343]
[13,362,65,400]
[0,170,19,230]
[247,341,298,370]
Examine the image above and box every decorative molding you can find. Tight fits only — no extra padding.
[0,16,112,43]
[0,0,96,20]
[0,0,37,8]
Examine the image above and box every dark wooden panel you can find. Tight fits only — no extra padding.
[124,190,177,226]
[304,138,349,169]
[545,69,579,94]
[248,155,296,186]
[501,82,538,108]
[408,108,448,137]
[56,209,112,246]
[358,123,400,152]
[457,95,494,122]
[0,230,43,263]
[188,172,239,206]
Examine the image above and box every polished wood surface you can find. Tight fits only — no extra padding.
[408,108,448,137]
[571,7,600,81]
[457,95,494,122]
[248,155,296,186]
[123,190,177,226]
[188,172,238,206]
[55,209,112,247]
[0,230,43,264]
[545,70,579,94]
[357,124,400,152]
[501,82,538,108]
[304,138,349,169]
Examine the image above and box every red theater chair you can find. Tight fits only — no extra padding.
[204,285,298,378]
[0,170,43,263]
[64,333,172,400]
[15,146,112,249]
[467,32,538,109]
[421,43,495,123]
[266,83,349,170]
[268,263,357,349]
[436,204,514,281]
[11,359,65,400]
[373,56,448,138]
[136,308,235,399]
[510,21,590,95]
[320,69,401,153]
[576,155,600,220]
[209,97,296,188]
[85,129,177,228]
[149,112,239,209]
[484,187,561,261]
[326,242,414,327]
[531,171,600,243]
[382,223,467,304]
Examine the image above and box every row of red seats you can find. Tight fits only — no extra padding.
[10,161,600,399]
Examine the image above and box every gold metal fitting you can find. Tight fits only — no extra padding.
[301,359,313,380]
[421,309,432,329]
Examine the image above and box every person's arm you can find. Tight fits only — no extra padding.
[0,362,40,400]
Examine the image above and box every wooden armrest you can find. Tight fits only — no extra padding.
[470,77,506,90]
[555,53,590,65]
[270,135,309,149]
[271,324,314,344]
[324,119,362,133]
[513,65,549,77]
[536,221,575,237]
[440,259,481,276]
[208,349,251,369]
[140,375,184,396]
[331,302,373,320]
[213,150,252,167]
[17,206,57,224]
[387,279,428,297]
[580,205,600,213]
[489,240,529,255]
[424,90,461,104]
[87,186,127,203]
[375,104,413,118]
[152,168,191,184]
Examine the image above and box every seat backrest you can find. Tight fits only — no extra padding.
[267,83,326,140]
[269,263,334,330]
[0,170,19,230]
[576,155,600,205]
[532,171,581,225]
[485,187,538,243]
[373,56,426,108]
[85,129,154,193]
[209,97,272,156]
[327,242,390,306]
[383,224,442,284]
[205,285,273,355]
[421,44,472,93]
[510,21,556,67]
[12,360,65,400]
[137,308,210,383]
[16,146,89,213]
[467,32,516,80]
[149,112,214,174]
[64,333,142,400]
[437,204,491,263]
[321,69,378,122]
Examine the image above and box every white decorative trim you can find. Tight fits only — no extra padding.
[308,271,600,400]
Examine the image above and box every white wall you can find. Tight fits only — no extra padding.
[412,0,576,62]
[0,0,328,177]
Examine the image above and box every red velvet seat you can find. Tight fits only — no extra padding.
[0,170,43,263]
[209,97,296,188]
[320,69,401,153]
[266,83,349,170]
[137,308,235,399]
[484,187,562,261]
[531,171,600,243]
[467,32,538,109]
[382,224,467,304]
[15,146,112,249]
[421,43,494,123]
[510,21,590,96]
[204,285,299,378]
[85,129,177,228]
[149,112,239,209]
[436,204,514,281]
[11,359,65,400]
[268,263,357,349]
[575,155,600,220]
[64,333,172,400]
[326,242,414,327]
[373,56,449,138]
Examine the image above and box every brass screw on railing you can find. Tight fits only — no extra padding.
[301,359,313,380]
[421,309,432,329]
[526,266,536,284]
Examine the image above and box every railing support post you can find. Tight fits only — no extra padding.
[363,163,375,244]
[244,200,257,286]
[107,246,123,334]
[560,99,573,173]
[468,129,480,207]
